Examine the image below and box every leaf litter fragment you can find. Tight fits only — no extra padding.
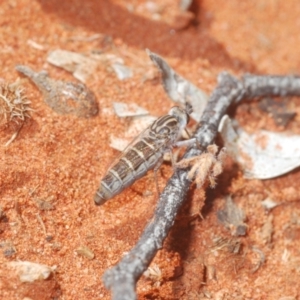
[260,214,273,244]
[0,241,16,257]
[47,49,133,82]
[261,197,279,211]
[111,63,133,80]
[147,49,208,122]
[217,196,247,236]
[113,102,149,117]
[47,49,97,83]
[218,115,300,179]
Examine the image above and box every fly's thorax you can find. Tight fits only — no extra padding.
[168,106,189,131]
[149,114,180,144]
[149,106,189,147]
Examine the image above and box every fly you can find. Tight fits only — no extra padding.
[94,106,195,205]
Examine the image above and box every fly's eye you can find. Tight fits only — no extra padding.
[157,127,170,135]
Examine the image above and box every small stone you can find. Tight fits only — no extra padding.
[76,245,95,260]
[5,261,56,283]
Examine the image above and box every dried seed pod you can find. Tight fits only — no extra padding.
[16,65,99,118]
[0,80,32,146]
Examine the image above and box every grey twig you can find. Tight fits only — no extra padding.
[102,72,300,300]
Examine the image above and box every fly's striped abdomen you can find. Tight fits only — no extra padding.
[94,137,163,205]
[94,106,190,206]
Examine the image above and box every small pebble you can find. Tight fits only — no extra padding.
[76,245,95,260]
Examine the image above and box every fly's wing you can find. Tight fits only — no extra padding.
[105,125,153,172]
[103,114,179,176]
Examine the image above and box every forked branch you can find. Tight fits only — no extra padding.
[103,72,300,300]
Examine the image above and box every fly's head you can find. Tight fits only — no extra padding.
[149,106,192,146]
[150,113,175,141]
[168,106,190,132]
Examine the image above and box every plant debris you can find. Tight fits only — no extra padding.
[260,214,274,244]
[47,49,133,82]
[210,236,242,254]
[35,198,55,211]
[251,246,266,273]
[111,63,133,80]
[217,196,247,236]
[113,101,149,117]
[147,49,208,122]
[143,264,163,287]
[16,65,99,118]
[1,241,16,257]
[261,197,279,211]
[0,79,32,146]
[218,115,300,179]
[176,144,226,188]
[47,49,98,83]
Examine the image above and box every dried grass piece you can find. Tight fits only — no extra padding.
[261,214,273,244]
[176,144,226,188]
[251,246,265,273]
[0,80,32,146]
[35,198,55,211]
[143,264,163,287]
[210,236,242,254]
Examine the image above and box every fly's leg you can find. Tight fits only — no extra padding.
[179,129,201,149]
[172,137,199,181]
[153,157,164,198]
[166,147,181,181]
[164,148,177,171]
[174,137,197,148]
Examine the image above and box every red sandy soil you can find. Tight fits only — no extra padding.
[1,0,300,299]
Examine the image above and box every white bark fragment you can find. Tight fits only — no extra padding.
[219,115,300,179]
[147,49,208,122]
